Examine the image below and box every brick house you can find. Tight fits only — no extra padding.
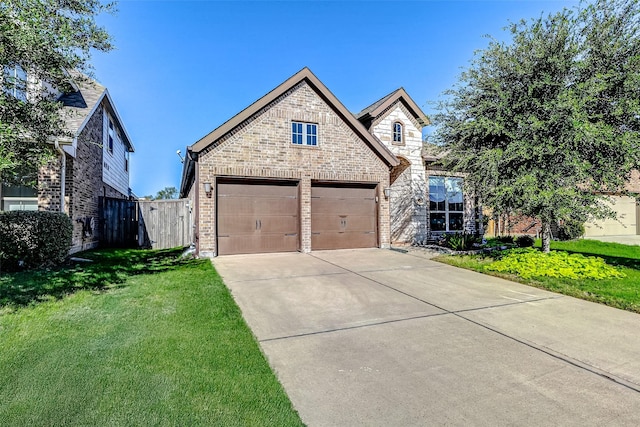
[482,170,640,238]
[583,172,640,237]
[0,71,135,253]
[180,67,479,256]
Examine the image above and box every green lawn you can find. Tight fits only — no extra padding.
[436,239,640,314]
[0,248,303,426]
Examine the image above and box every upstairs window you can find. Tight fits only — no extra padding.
[124,151,129,172]
[3,65,27,101]
[108,119,114,154]
[393,122,403,144]
[292,121,318,146]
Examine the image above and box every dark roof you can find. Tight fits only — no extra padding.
[57,74,134,152]
[58,76,106,136]
[58,90,88,108]
[356,88,430,128]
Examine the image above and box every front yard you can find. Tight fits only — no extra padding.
[0,248,302,426]
[436,239,640,314]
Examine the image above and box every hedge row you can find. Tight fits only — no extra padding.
[0,211,72,271]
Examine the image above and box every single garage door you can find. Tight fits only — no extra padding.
[311,183,377,250]
[584,195,638,236]
[217,180,299,255]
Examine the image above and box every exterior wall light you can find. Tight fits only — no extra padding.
[204,182,212,198]
[383,188,391,199]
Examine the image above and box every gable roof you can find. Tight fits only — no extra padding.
[58,75,134,152]
[356,88,430,128]
[188,67,398,167]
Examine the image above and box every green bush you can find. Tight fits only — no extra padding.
[486,248,625,280]
[515,235,535,248]
[443,233,479,251]
[0,211,72,271]
[556,219,585,241]
[496,235,514,244]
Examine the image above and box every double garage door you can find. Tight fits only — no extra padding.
[217,180,377,255]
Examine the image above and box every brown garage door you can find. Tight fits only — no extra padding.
[217,180,299,255]
[311,184,377,250]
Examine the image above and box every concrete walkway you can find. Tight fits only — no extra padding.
[213,249,640,426]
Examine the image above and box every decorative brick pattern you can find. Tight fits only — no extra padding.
[196,82,391,256]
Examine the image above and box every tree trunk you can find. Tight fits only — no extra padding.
[541,220,552,253]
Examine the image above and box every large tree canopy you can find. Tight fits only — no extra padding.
[0,0,115,183]
[433,0,640,252]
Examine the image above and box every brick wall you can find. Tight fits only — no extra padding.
[196,81,391,256]
[39,101,129,253]
[625,170,640,193]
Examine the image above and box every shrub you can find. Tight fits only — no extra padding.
[515,235,535,248]
[556,219,585,241]
[0,211,72,271]
[496,235,514,244]
[486,248,625,280]
[442,233,479,251]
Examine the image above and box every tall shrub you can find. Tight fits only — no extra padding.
[0,211,72,270]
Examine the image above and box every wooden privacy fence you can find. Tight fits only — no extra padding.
[138,199,192,249]
[100,197,138,248]
[99,197,193,249]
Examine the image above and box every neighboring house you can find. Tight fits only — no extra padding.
[0,69,135,253]
[484,172,640,238]
[179,67,479,257]
[584,171,640,237]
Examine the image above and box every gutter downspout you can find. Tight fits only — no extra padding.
[193,152,200,257]
[54,140,66,213]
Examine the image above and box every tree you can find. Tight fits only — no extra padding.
[0,0,115,184]
[154,186,179,200]
[432,0,640,252]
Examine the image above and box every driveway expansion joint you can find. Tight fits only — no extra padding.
[308,252,639,395]
[455,312,640,395]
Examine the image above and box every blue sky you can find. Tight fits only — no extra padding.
[92,0,577,198]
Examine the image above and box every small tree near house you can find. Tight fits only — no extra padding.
[0,0,115,182]
[432,0,640,252]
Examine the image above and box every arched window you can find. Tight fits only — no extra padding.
[393,122,403,143]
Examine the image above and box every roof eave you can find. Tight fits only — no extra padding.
[190,67,398,167]
[363,88,430,128]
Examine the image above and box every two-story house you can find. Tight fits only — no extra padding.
[0,67,135,252]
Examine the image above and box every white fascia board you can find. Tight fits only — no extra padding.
[102,89,135,152]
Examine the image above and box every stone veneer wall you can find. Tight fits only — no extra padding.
[39,101,128,253]
[196,81,391,256]
[370,102,428,245]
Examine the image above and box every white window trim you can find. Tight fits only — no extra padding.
[108,118,115,154]
[393,121,403,144]
[3,65,27,101]
[292,121,318,146]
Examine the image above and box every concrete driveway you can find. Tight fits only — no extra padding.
[213,248,640,426]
